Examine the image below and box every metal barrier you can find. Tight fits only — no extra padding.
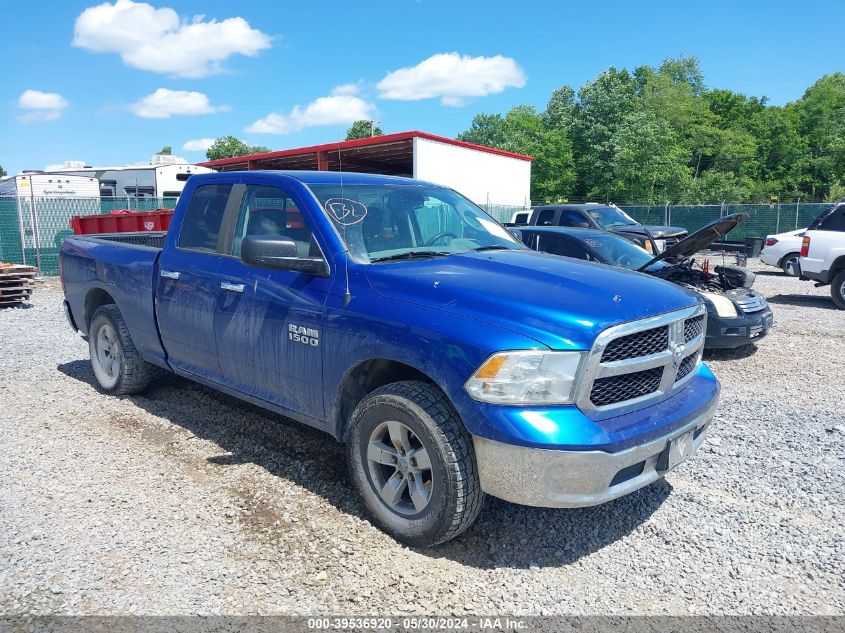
[0,196,834,276]
[0,197,178,275]
[620,202,831,243]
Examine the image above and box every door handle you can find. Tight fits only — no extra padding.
[220,281,244,293]
[160,270,180,280]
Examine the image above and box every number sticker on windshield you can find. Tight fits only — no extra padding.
[585,239,603,248]
[325,198,368,226]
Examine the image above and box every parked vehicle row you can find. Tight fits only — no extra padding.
[797,201,845,309]
[760,228,805,276]
[510,203,688,253]
[513,213,774,349]
[61,171,720,546]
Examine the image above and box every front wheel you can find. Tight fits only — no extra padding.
[346,381,484,546]
[832,270,845,310]
[89,304,157,394]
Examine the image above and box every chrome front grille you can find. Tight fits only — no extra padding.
[684,315,705,341]
[731,292,766,314]
[602,326,669,362]
[576,305,707,420]
[590,367,663,407]
[675,353,700,383]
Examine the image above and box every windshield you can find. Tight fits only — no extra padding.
[585,205,638,229]
[307,183,524,263]
[581,232,667,271]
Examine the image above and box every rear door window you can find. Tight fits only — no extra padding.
[535,209,557,226]
[178,184,233,253]
[537,234,590,259]
[558,210,592,228]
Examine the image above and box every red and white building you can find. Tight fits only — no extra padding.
[199,131,532,210]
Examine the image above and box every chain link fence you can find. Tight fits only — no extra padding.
[0,197,178,275]
[492,201,832,242]
[619,202,830,243]
[0,197,834,276]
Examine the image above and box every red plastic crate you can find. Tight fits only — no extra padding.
[70,209,174,235]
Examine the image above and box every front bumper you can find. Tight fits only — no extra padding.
[705,306,773,349]
[472,388,719,508]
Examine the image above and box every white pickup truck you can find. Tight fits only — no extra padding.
[799,201,845,309]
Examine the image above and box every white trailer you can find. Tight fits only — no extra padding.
[411,135,532,210]
[0,173,100,198]
[54,163,212,198]
[0,173,101,269]
[201,131,533,222]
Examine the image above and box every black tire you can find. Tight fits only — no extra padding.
[346,381,484,546]
[781,253,801,276]
[88,304,158,394]
[831,270,845,310]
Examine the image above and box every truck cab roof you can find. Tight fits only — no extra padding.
[194,170,438,188]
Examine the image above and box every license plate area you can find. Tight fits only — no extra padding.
[658,430,694,471]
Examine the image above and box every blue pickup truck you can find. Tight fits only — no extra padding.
[60,171,720,546]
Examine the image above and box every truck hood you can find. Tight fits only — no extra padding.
[365,250,700,351]
[638,213,748,271]
[616,225,688,239]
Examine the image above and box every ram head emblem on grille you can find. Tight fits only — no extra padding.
[669,341,686,369]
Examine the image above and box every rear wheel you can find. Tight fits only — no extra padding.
[831,270,845,310]
[781,253,800,276]
[89,305,157,394]
[346,381,484,546]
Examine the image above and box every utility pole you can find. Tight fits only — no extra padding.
[370,120,381,137]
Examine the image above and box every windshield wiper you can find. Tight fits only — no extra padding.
[471,245,514,252]
[371,250,452,263]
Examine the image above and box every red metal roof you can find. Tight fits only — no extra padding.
[198,130,533,169]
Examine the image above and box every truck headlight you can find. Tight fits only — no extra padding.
[464,351,584,405]
[699,292,738,317]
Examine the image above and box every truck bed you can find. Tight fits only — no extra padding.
[72,231,167,249]
[61,234,167,367]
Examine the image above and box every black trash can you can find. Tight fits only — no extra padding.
[744,237,764,258]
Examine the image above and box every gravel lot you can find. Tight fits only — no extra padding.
[1,260,843,616]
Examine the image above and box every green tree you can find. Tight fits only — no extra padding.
[609,110,690,201]
[345,120,383,140]
[0,165,6,178]
[459,106,574,201]
[157,146,172,155]
[458,58,843,203]
[572,68,637,199]
[685,170,754,204]
[794,73,845,200]
[205,136,270,161]
[543,86,577,131]
[748,106,807,199]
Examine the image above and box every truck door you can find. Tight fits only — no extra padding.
[155,183,235,382]
[214,182,331,420]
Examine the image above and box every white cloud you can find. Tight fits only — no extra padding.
[73,0,272,78]
[182,138,216,152]
[332,83,362,96]
[377,52,526,106]
[18,90,69,122]
[128,89,227,119]
[245,86,375,134]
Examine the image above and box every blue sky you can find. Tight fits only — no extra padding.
[3,0,844,175]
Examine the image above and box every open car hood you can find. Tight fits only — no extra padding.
[637,213,748,271]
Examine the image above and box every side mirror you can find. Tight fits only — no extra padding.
[241,235,329,276]
[508,228,523,242]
